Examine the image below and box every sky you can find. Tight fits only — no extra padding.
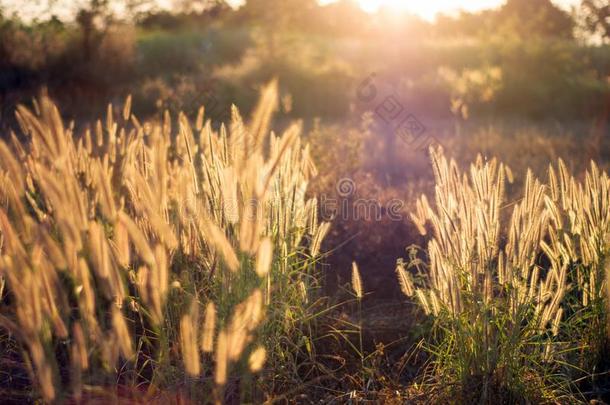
[1,0,581,23]
[324,0,579,21]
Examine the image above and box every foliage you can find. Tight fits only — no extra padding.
[1,0,609,124]
[581,0,610,41]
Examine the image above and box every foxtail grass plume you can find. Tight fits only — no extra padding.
[201,302,216,353]
[0,81,326,401]
[248,346,267,372]
[352,262,363,299]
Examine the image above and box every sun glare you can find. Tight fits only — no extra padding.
[356,0,505,20]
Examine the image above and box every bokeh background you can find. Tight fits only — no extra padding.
[1,0,609,296]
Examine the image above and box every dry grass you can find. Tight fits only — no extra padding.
[0,81,328,402]
[0,81,608,403]
[401,147,610,402]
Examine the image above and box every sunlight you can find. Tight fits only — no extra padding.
[356,0,504,20]
[0,0,607,402]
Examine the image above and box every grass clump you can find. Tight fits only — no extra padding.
[0,81,328,402]
[399,148,610,403]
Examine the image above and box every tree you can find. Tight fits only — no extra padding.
[498,0,574,39]
[126,0,156,21]
[241,0,317,30]
[173,0,229,15]
[238,0,318,59]
[318,0,369,37]
[75,0,111,61]
[581,0,610,41]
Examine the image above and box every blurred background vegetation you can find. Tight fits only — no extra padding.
[0,0,608,129]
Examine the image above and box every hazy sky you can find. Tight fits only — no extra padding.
[330,0,579,21]
[1,0,581,22]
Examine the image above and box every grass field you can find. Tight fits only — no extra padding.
[0,83,608,403]
[1,1,610,403]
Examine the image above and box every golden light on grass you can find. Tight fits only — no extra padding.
[399,146,610,399]
[310,222,330,257]
[0,81,326,401]
[248,346,267,372]
[396,261,414,297]
[215,330,228,385]
[201,302,217,353]
[351,261,363,299]
[180,307,201,376]
[255,237,273,277]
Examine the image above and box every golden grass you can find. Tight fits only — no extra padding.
[351,261,363,299]
[402,147,610,400]
[0,81,328,401]
[407,147,610,326]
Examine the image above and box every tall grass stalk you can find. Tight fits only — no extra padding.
[351,261,364,386]
[400,147,610,402]
[0,82,328,402]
